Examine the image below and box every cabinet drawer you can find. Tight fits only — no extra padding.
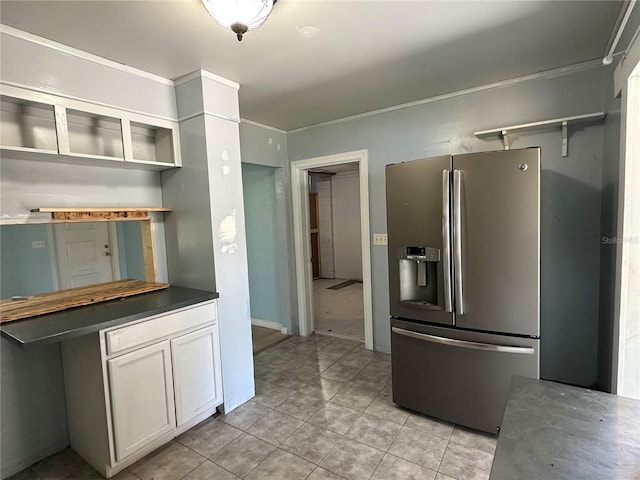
[105,301,217,355]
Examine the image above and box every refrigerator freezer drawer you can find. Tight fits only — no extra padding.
[391,319,539,434]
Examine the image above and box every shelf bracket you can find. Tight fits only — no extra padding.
[501,130,510,151]
[474,112,606,157]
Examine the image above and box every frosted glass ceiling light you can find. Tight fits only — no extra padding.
[202,0,274,41]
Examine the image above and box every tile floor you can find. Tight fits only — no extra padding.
[251,325,290,354]
[313,279,364,342]
[10,334,497,480]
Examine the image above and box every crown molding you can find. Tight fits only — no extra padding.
[288,58,604,134]
[1,24,175,87]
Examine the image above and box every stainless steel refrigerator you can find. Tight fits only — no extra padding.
[385,147,540,434]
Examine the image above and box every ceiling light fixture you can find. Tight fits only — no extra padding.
[202,0,275,41]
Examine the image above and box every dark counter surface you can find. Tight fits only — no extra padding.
[490,376,640,480]
[0,286,219,348]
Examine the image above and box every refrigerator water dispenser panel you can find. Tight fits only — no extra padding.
[398,246,441,310]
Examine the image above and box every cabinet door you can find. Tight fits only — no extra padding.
[171,325,222,426]
[108,340,176,461]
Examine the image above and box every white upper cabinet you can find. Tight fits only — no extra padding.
[0,84,181,171]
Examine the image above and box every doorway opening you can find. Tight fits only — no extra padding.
[291,150,374,349]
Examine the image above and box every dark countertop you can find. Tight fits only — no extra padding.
[490,376,640,480]
[0,285,219,348]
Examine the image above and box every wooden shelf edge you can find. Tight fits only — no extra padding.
[32,207,172,212]
[30,207,172,222]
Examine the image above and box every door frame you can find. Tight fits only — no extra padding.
[291,149,374,350]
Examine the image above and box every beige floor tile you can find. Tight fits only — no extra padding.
[405,413,454,440]
[177,418,242,458]
[307,466,346,480]
[128,441,206,480]
[438,442,494,480]
[218,400,272,430]
[182,460,240,480]
[297,377,346,401]
[364,393,410,425]
[331,384,377,412]
[253,380,296,408]
[245,449,315,480]
[210,433,276,477]
[345,413,402,451]
[308,402,362,435]
[246,411,304,446]
[19,448,104,479]
[435,473,459,480]
[371,453,437,480]
[321,362,362,383]
[349,368,390,392]
[280,423,342,464]
[271,371,319,391]
[275,391,327,421]
[252,325,290,354]
[388,426,448,471]
[449,426,497,454]
[320,437,384,480]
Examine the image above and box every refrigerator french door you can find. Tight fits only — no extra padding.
[385,148,540,434]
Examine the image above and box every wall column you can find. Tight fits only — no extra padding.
[162,70,254,412]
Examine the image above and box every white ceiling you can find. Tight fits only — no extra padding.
[0,1,628,131]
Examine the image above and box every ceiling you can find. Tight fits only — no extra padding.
[0,1,630,131]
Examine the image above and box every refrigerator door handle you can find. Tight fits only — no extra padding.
[442,169,453,313]
[391,327,535,354]
[453,170,464,315]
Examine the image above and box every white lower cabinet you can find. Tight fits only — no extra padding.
[108,340,176,462]
[61,300,222,478]
[171,325,222,426]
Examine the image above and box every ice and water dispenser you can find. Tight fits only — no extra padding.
[397,246,441,310]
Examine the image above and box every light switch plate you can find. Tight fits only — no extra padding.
[31,240,46,249]
[373,233,388,246]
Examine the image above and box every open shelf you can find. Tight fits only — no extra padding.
[66,108,124,159]
[1,95,58,152]
[130,122,175,165]
[0,84,181,171]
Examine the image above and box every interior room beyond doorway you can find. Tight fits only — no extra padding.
[309,164,365,342]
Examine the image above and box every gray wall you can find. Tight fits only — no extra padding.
[242,163,281,326]
[331,172,363,281]
[0,224,55,298]
[287,65,615,388]
[239,122,298,334]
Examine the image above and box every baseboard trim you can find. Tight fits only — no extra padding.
[251,318,288,335]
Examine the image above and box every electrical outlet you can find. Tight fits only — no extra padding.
[373,233,388,246]
[31,240,46,249]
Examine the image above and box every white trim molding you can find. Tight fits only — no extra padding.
[173,69,239,90]
[240,118,288,135]
[291,149,374,350]
[0,24,174,86]
[288,59,604,134]
[251,318,288,335]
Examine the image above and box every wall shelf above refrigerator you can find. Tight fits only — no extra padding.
[474,112,606,157]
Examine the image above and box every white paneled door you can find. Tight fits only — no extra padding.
[53,222,114,288]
